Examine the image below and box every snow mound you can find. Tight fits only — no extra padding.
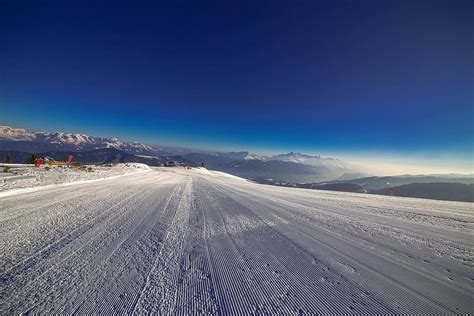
[117,163,151,170]
[0,163,151,197]
[209,170,247,181]
[192,167,212,174]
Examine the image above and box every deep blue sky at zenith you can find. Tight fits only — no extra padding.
[1,0,473,172]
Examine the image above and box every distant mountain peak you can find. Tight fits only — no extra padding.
[275,152,322,159]
[0,125,36,141]
[271,152,326,160]
[0,125,154,154]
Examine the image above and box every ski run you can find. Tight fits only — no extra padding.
[1,167,473,314]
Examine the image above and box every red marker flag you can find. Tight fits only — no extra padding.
[67,155,74,164]
[35,159,43,168]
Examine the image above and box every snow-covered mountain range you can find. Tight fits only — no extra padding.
[0,125,157,154]
[269,152,349,168]
[0,125,365,182]
[181,151,364,182]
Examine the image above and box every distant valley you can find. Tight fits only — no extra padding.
[1,125,472,202]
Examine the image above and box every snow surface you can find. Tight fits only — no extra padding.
[0,163,150,197]
[0,167,472,314]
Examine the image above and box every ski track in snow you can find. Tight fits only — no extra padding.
[1,168,473,314]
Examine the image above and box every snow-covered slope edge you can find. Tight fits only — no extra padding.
[0,163,151,197]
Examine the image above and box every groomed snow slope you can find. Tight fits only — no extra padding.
[0,163,150,197]
[1,168,472,314]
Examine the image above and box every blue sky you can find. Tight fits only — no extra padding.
[1,0,473,173]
